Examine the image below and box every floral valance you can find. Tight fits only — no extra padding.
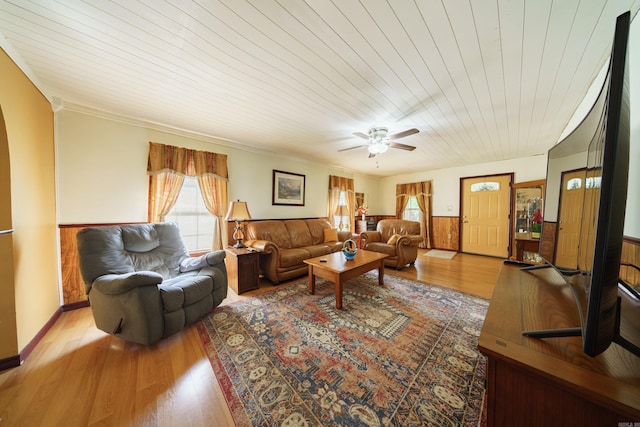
[147,142,228,180]
[395,181,431,198]
[328,175,355,193]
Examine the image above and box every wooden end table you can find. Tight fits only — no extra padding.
[224,247,259,294]
[304,250,388,309]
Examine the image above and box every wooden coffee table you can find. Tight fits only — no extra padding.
[304,250,388,309]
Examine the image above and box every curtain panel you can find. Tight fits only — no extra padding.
[328,175,355,232]
[396,181,432,248]
[147,142,229,250]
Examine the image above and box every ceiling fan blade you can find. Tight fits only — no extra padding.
[388,141,416,151]
[368,152,376,158]
[387,128,419,140]
[338,145,367,152]
[353,132,370,140]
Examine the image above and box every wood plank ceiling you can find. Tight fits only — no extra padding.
[0,0,638,176]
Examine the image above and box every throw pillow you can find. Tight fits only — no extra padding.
[387,234,401,245]
[323,228,339,242]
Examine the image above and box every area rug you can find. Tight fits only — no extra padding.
[197,273,488,426]
[424,249,458,260]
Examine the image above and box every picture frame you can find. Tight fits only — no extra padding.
[272,170,305,206]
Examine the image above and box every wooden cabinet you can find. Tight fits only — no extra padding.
[224,248,259,294]
[511,180,544,261]
[479,265,640,426]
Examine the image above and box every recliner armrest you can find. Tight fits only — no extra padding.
[180,250,226,272]
[92,271,164,295]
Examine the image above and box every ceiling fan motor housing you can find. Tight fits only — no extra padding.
[369,127,389,141]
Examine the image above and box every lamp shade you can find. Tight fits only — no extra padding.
[225,200,252,221]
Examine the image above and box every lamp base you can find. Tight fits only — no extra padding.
[232,222,246,248]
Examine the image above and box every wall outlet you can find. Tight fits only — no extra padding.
[448,233,452,240]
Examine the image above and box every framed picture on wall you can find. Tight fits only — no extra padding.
[272,170,305,206]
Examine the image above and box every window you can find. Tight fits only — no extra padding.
[165,177,216,252]
[567,178,582,190]
[333,190,349,230]
[403,196,422,222]
[470,182,500,192]
[586,176,601,189]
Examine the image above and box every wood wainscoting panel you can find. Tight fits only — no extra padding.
[431,216,459,251]
[539,224,636,286]
[539,221,556,262]
[621,237,639,286]
[60,226,87,305]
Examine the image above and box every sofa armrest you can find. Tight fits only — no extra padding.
[337,230,353,242]
[244,239,279,254]
[244,239,281,283]
[361,231,382,244]
[396,235,422,247]
[92,271,164,295]
[180,250,226,272]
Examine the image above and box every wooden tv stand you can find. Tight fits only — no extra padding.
[479,264,640,426]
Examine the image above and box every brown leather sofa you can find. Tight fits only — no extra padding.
[361,219,422,269]
[244,219,352,284]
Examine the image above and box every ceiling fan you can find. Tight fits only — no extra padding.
[338,127,419,157]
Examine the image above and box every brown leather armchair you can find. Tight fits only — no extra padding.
[361,219,422,269]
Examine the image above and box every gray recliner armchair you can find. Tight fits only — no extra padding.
[77,222,228,345]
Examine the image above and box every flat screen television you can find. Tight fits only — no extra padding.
[523,10,640,358]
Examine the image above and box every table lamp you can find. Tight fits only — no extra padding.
[225,200,252,248]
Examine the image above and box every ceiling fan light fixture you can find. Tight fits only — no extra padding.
[345,126,417,157]
[368,141,389,154]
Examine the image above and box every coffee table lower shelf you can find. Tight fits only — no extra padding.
[304,250,388,309]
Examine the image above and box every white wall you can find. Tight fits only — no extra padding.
[56,109,381,224]
[378,154,548,217]
[57,109,552,225]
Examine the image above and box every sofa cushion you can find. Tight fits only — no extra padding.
[305,219,333,244]
[365,242,397,256]
[325,241,343,252]
[284,220,313,247]
[323,228,338,242]
[377,219,421,241]
[246,220,292,249]
[304,244,333,257]
[279,248,312,268]
[387,234,401,245]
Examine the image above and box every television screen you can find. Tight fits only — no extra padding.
[525,11,639,359]
[580,10,635,357]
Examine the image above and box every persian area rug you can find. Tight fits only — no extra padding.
[424,249,458,260]
[197,272,488,426]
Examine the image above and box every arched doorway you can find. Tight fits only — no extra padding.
[0,106,18,362]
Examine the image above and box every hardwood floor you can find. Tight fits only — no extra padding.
[0,250,503,426]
